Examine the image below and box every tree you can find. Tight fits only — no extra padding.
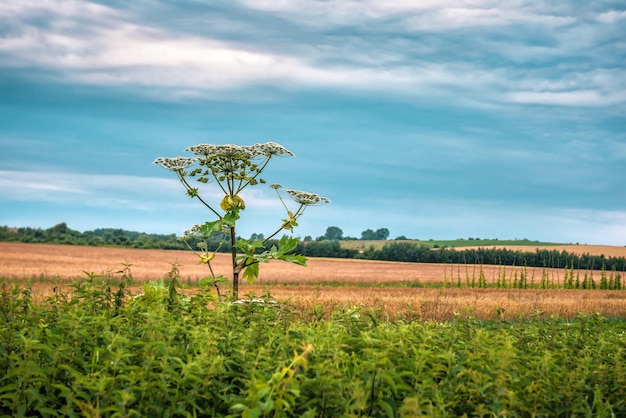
[249,233,265,241]
[361,229,376,240]
[155,142,329,299]
[375,228,390,240]
[361,228,389,240]
[323,226,344,241]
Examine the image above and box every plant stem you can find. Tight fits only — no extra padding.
[230,225,239,299]
[263,204,306,243]
[179,175,222,218]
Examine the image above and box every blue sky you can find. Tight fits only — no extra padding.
[1,1,625,245]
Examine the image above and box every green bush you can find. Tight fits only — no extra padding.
[1,276,625,417]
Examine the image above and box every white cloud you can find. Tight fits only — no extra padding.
[0,170,179,208]
[596,9,626,23]
[240,0,576,30]
[373,199,626,245]
[507,90,605,106]
[1,0,624,109]
[0,169,284,214]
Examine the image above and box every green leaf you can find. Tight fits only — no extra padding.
[277,235,299,254]
[223,210,240,225]
[280,254,307,266]
[235,239,265,256]
[242,262,260,284]
[199,220,222,236]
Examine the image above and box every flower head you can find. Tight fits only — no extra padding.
[154,156,196,172]
[184,142,293,159]
[254,142,295,157]
[283,188,330,206]
[180,224,203,239]
[185,144,256,159]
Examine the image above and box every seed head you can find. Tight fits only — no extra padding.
[283,189,330,206]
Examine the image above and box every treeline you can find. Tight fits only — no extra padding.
[3,224,626,272]
[0,223,187,250]
[297,241,626,272]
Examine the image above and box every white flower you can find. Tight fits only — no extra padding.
[154,156,196,172]
[184,142,294,159]
[283,189,330,205]
[181,224,202,238]
[254,142,295,157]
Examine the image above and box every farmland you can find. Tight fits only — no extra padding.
[1,242,626,320]
[2,242,626,416]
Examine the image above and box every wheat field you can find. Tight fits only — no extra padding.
[2,242,625,320]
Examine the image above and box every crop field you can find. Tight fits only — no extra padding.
[2,242,626,416]
[2,242,626,321]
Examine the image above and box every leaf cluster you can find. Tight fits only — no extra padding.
[2,274,626,417]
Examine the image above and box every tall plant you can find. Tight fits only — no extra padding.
[155,142,329,299]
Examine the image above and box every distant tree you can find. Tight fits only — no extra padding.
[375,228,390,240]
[361,228,390,240]
[249,232,265,241]
[395,235,408,240]
[361,229,376,240]
[324,226,344,241]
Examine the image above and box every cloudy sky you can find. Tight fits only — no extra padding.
[1,0,625,245]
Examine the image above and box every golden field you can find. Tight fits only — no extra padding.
[1,242,625,320]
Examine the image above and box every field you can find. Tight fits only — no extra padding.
[339,239,568,250]
[2,242,626,320]
[2,242,626,416]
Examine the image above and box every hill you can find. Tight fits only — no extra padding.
[343,238,569,251]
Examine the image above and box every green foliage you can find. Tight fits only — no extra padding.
[322,226,344,241]
[0,224,189,249]
[360,228,390,240]
[1,280,626,417]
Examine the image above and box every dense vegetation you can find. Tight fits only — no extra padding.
[0,223,188,250]
[1,271,625,417]
[3,224,626,273]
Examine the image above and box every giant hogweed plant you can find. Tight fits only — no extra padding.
[155,142,329,299]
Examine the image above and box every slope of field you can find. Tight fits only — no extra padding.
[2,242,625,283]
[340,239,566,251]
[3,242,626,320]
[455,244,626,258]
[342,240,626,257]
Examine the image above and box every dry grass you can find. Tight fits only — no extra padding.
[2,242,625,320]
[246,286,626,321]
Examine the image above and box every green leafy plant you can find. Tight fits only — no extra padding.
[155,142,329,298]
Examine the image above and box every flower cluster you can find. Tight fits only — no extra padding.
[255,142,294,157]
[184,142,294,159]
[181,224,202,239]
[154,156,197,172]
[185,144,255,159]
[283,188,331,206]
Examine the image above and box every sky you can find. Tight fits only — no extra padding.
[1,0,625,245]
